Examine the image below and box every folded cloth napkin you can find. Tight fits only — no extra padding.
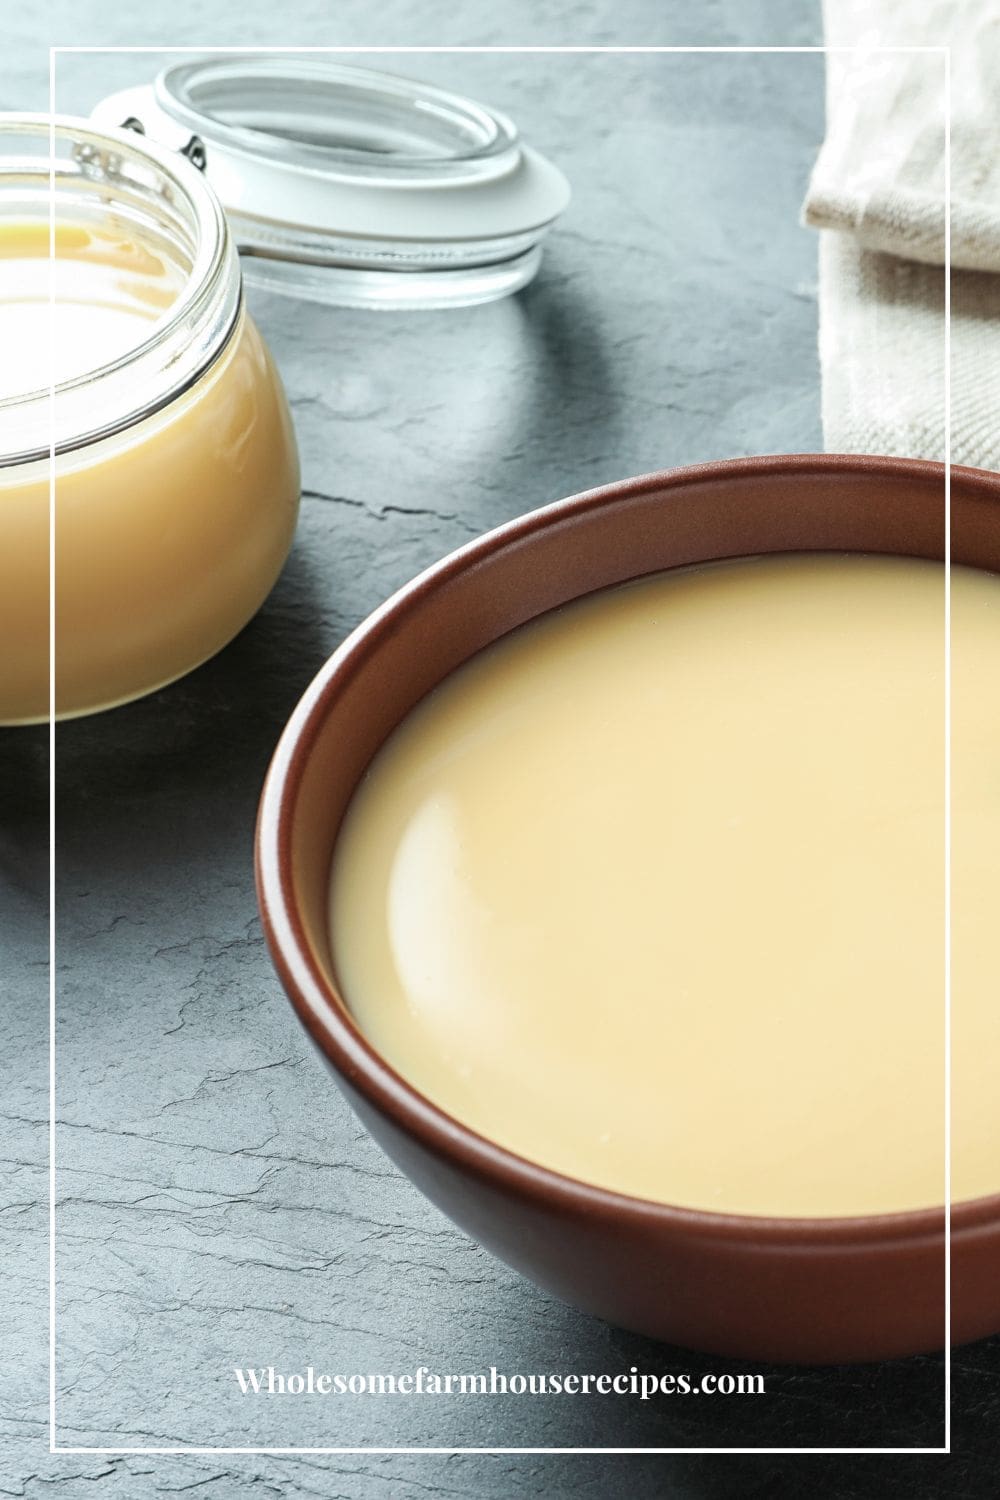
[804,0,1000,469]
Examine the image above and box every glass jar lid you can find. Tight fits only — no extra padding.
[90,57,571,310]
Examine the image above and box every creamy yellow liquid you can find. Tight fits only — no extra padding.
[0,218,299,723]
[0,220,187,395]
[330,555,1000,1218]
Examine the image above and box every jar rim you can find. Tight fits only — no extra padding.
[156,57,522,181]
[0,114,241,466]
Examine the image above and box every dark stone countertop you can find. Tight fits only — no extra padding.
[2,3,997,1495]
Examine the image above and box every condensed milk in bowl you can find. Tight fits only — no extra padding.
[258,455,1000,1364]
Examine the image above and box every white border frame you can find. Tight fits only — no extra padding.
[46,41,953,1458]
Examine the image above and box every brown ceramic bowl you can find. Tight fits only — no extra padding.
[256,453,1000,1364]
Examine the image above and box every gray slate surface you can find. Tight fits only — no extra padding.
[3,2,997,1495]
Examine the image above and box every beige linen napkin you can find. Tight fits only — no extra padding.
[803,0,1000,468]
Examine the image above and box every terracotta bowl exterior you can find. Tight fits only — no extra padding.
[256,454,1000,1364]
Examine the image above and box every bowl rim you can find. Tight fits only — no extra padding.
[256,451,1000,1247]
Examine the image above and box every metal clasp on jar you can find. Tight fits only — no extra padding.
[119,115,207,172]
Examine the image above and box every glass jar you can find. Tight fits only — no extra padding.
[0,116,300,724]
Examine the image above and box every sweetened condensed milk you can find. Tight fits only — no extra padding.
[330,555,999,1217]
[0,217,298,722]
